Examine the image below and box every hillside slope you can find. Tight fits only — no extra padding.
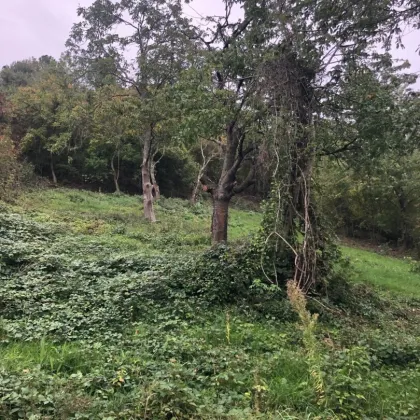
[1,189,419,419]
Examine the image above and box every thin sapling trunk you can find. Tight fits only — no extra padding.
[111,150,121,193]
[142,128,156,222]
[50,152,57,185]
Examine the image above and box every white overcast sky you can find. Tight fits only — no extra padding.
[0,0,419,84]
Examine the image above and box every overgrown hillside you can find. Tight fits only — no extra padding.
[1,0,420,417]
[1,189,420,419]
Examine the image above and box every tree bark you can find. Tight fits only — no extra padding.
[261,53,321,291]
[191,180,200,204]
[142,128,156,222]
[205,124,256,243]
[191,141,216,204]
[394,186,413,248]
[208,126,237,243]
[111,151,120,193]
[191,176,204,204]
[50,153,57,185]
[211,192,231,243]
[150,160,160,201]
[192,163,210,204]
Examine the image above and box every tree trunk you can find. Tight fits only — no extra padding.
[113,173,120,193]
[111,151,120,193]
[262,54,321,291]
[395,186,413,248]
[142,129,156,222]
[191,167,207,204]
[150,161,160,201]
[191,178,201,204]
[191,142,215,204]
[205,124,255,243]
[211,192,231,244]
[50,153,57,185]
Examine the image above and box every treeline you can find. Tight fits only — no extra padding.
[1,0,420,258]
[318,151,420,248]
[0,57,266,198]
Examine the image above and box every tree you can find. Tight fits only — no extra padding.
[66,0,191,222]
[174,65,264,242]
[91,86,140,193]
[176,1,278,243]
[174,0,419,285]
[316,86,420,247]
[190,140,220,204]
[8,61,90,184]
[0,134,29,201]
[0,56,55,91]
[249,0,420,290]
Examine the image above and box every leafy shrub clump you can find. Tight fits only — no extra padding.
[0,212,290,343]
[0,135,35,203]
[0,212,57,268]
[406,256,420,273]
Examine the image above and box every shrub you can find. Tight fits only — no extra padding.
[323,347,372,419]
[0,135,34,202]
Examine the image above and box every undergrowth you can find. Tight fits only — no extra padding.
[0,189,419,419]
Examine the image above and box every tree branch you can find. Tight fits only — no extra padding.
[200,174,217,194]
[223,17,253,50]
[320,137,359,156]
[233,164,256,194]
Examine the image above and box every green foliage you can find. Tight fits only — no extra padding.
[0,190,266,342]
[406,256,420,273]
[0,56,55,91]
[5,60,92,186]
[7,188,261,253]
[1,188,420,419]
[89,85,141,192]
[323,347,372,419]
[316,147,420,248]
[287,281,325,404]
[258,181,344,294]
[0,203,307,418]
[2,0,420,415]
[0,135,35,202]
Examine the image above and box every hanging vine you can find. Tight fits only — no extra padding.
[258,49,337,293]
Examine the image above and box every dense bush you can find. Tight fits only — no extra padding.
[0,135,34,202]
[316,154,420,249]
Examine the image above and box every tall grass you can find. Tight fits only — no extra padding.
[343,246,420,298]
